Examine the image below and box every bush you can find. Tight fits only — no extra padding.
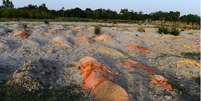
[170,28,180,36]
[158,26,180,36]
[112,21,117,24]
[181,52,200,60]
[0,84,86,101]
[22,24,28,29]
[94,26,101,35]
[158,26,169,34]
[44,20,49,24]
[137,27,145,32]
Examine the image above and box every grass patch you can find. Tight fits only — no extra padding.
[94,26,101,35]
[181,52,200,60]
[44,20,49,25]
[170,28,180,36]
[158,26,180,36]
[0,84,87,101]
[158,26,169,34]
[137,27,145,32]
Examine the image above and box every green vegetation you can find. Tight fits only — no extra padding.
[158,26,169,34]
[180,14,200,24]
[22,23,28,29]
[0,84,87,101]
[181,52,200,60]
[0,0,200,25]
[94,26,101,35]
[2,0,13,8]
[44,20,49,24]
[137,27,145,32]
[170,28,180,36]
[158,26,180,36]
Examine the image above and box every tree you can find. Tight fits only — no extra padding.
[180,14,200,25]
[0,1,199,25]
[85,8,93,18]
[2,0,14,8]
[38,3,48,11]
[120,9,132,20]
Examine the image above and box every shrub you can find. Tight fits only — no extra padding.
[181,52,200,60]
[44,20,49,24]
[137,27,145,32]
[22,24,28,29]
[158,26,169,34]
[94,26,101,35]
[181,29,185,31]
[112,21,117,24]
[0,84,86,101]
[158,26,180,36]
[170,28,180,36]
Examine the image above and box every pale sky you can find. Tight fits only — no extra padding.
[1,0,200,15]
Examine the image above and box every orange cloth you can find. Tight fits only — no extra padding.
[177,59,201,68]
[127,44,150,54]
[13,31,29,38]
[120,58,173,92]
[79,57,129,101]
[80,57,111,90]
[119,59,138,69]
[150,75,173,91]
[120,59,155,75]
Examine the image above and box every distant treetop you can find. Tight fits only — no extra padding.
[2,0,14,8]
[0,0,200,25]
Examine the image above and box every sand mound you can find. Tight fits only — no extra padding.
[71,27,81,33]
[0,26,12,35]
[75,36,90,45]
[97,46,125,58]
[13,31,29,38]
[95,34,112,41]
[7,62,41,91]
[127,44,150,54]
[150,75,173,91]
[79,56,111,90]
[79,56,129,101]
[49,36,71,48]
[177,59,201,68]
[119,59,138,69]
[119,58,155,75]
[94,80,129,101]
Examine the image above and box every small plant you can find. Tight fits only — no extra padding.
[158,26,169,34]
[44,20,49,25]
[181,28,185,31]
[188,32,193,35]
[22,24,28,29]
[158,26,180,36]
[94,26,101,35]
[181,52,200,60]
[0,84,86,101]
[112,21,117,24]
[170,28,180,36]
[137,27,145,32]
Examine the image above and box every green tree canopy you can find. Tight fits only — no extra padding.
[2,0,13,8]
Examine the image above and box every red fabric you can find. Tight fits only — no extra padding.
[80,57,113,90]
[79,57,129,101]
[120,59,155,75]
[127,44,150,54]
[14,31,28,38]
[150,75,173,91]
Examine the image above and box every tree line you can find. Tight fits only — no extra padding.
[0,0,200,24]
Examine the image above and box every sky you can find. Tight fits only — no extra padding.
[2,0,200,15]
